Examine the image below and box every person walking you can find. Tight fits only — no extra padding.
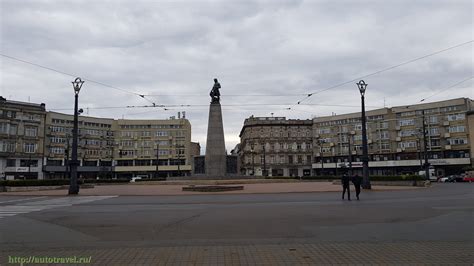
[352,174,362,200]
[341,173,351,201]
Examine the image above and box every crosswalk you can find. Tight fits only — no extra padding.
[0,196,117,219]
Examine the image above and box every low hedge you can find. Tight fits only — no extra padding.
[0,179,71,187]
[135,178,166,182]
[264,175,424,181]
[0,178,130,187]
[83,179,129,184]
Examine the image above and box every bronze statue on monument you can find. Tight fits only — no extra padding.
[210,78,221,103]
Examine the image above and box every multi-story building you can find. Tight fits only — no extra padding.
[113,118,192,178]
[239,116,313,177]
[312,98,473,176]
[0,97,46,179]
[1,97,195,180]
[43,112,115,179]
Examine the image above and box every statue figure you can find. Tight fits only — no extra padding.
[210,78,221,103]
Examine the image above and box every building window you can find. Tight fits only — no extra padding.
[0,141,16,152]
[398,141,417,149]
[50,147,65,154]
[428,116,438,124]
[51,126,65,133]
[447,138,468,145]
[156,131,168,137]
[428,127,439,136]
[446,113,465,121]
[23,143,37,153]
[6,159,16,167]
[288,155,293,164]
[378,131,389,139]
[20,159,38,167]
[448,125,465,133]
[379,122,389,129]
[381,143,391,150]
[297,155,302,164]
[399,119,415,126]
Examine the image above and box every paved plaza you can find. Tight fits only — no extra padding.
[0,183,473,265]
[4,180,418,196]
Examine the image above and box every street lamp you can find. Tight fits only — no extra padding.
[357,80,371,189]
[420,110,430,180]
[315,137,324,176]
[262,143,267,176]
[68,77,83,195]
[347,131,355,176]
[250,142,255,176]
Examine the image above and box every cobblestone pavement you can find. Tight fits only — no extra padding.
[1,184,473,265]
[2,241,472,265]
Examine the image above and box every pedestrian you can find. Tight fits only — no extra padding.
[341,173,351,201]
[352,174,362,200]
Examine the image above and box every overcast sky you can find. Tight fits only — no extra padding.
[1,0,473,153]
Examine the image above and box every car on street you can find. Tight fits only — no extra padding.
[130,177,143,183]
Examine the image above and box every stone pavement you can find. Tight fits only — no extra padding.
[3,181,420,196]
[2,241,472,265]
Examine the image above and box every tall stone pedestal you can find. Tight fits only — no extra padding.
[205,102,226,177]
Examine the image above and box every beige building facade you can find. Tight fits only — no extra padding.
[0,97,46,179]
[1,97,195,180]
[239,116,313,177]
[312,98,473,176]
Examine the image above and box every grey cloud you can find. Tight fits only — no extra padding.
[1,0,472,153]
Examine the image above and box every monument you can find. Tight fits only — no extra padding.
[205,78,227,177]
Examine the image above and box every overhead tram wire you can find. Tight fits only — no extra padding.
[48,102,384,112]
[420,76,474,102]
[294,40,474,105]
[0,53,158,107]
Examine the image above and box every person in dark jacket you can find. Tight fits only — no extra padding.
[352,174,362,200]
[341,174,351,200]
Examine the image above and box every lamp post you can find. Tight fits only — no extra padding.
[315,137,324,176]
[357,80,371,189]
[262,143,267,176]
[155,142,159,178]
[421,110,430,180]
[347,132,354,176]
[250,142,255,176]
[69,77,83,195]
[413,130,423,186]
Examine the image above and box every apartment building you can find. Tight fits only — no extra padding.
[113,118,192,178]
[43,112,115,179]
[239,116,313,177]
[312,98,473,176]
[0,97,46,179]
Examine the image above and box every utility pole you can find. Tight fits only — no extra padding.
[262,144,266,176]
[421,110,430,180]
[357,80,371,189]
[69,77,83,195]
[348,133,353,176]
[250,142,255,176]
[155,142,159,178]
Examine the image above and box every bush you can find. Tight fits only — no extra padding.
[83,179,129,184]
[135,178,166,182]
[300,175,338,180]
[0,179,131,187]
[0,179,71,187]
[264,176,296,180]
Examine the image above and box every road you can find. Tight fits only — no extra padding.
[0,183,473,265]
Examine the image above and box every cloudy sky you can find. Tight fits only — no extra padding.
[1,0,472,153]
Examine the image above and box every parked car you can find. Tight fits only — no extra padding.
[130,177,143,183]
[462,176,474,183]
[446,175,464,183]
[438,176,451,182]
